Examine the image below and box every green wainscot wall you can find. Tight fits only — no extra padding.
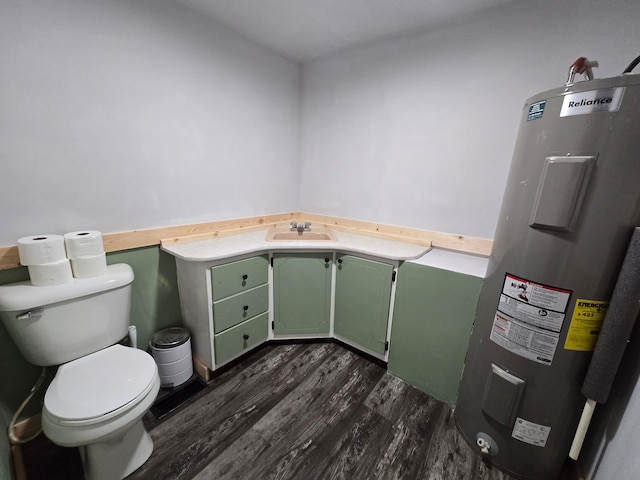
[0,246,182,480]
[388,261,483,406]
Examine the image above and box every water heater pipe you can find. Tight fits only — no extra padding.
[622,55,640,74]
[566,57,599,85]
[569,399,596,460]
[570,227,640,460]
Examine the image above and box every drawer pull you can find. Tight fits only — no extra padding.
[242,274,248,280]
[243,334,250,340]
[243,305,249,311]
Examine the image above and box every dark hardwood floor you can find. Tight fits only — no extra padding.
[130,341,513,480]
[22,342,580,479]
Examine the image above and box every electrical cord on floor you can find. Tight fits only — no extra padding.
[8,367,47,444]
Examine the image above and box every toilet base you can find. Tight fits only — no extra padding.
[81,419,153,480]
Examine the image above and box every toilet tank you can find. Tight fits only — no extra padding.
[0,263,134,366]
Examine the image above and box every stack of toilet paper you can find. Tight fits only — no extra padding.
[17,235,72,286]
[18,231,107,286]
[64,231,107,279]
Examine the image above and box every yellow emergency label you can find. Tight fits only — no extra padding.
[564,299,608,351]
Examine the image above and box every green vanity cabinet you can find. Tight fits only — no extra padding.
[272,253,332,336]
[211,255,269,366]
[388,262,482,406]
[334,254,394,356]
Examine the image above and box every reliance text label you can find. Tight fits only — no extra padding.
[560,87,625,117]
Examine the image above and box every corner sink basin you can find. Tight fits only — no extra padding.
[265,227,338,242]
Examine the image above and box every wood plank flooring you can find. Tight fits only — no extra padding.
[129,341,514,480]
[23,341,584,479]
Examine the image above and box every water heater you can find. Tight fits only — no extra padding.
[455,57,640,479]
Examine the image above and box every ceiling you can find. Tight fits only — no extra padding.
[175,0,517,62]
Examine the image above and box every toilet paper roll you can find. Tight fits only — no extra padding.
[64,231,105,258]
[18,235,67,266]
[70,254,108,278]
[28,259,73,286]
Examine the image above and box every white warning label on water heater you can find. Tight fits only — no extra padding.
[489,273,572,365]
[512,417,551,447]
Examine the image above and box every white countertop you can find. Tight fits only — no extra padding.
[161,228,431,262]
[162,229,490,277]
[410,248,489,278]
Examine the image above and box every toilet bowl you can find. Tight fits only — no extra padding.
[43,344,160,479]
[0,264,161,480]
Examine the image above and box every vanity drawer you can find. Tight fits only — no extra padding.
[211,256,268,301]
[214,312,268,365]
[213,284,269,333]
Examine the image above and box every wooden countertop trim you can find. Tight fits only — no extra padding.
[0,212,492,271]
[0,246,21,272]
[299,213,493,256]
[0,213,296,271]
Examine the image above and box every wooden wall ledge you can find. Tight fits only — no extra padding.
[0,212,492,271]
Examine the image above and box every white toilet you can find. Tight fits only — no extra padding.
[0,263,160,480]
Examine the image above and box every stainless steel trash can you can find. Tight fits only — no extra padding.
[150,327,193,387]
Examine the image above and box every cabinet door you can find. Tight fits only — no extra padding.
[334,255,393,355]
[273,253,332,335]
[387,262,482,405]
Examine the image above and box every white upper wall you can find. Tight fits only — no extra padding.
[2,0,639,247]
[0,0,300,245]
[175,0,517,62]
[299,0,640,239]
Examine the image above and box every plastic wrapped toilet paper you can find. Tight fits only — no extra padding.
[28,259,73,286]
[64,231,104,258]
[17,235,67,266]
[70,253,108,278]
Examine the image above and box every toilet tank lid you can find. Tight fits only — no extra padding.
[0,263,134,312]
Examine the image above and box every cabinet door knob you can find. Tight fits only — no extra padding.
[325,258,330,263]
[243,334,249,340]
[243,305,249,311]
[337,258,343,264]
[242,274,248,280]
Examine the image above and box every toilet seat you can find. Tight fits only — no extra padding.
[44,344,158,426]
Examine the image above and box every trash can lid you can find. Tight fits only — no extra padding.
[150,327,190,349]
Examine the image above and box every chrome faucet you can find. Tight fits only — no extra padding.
[290,221,311,233]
